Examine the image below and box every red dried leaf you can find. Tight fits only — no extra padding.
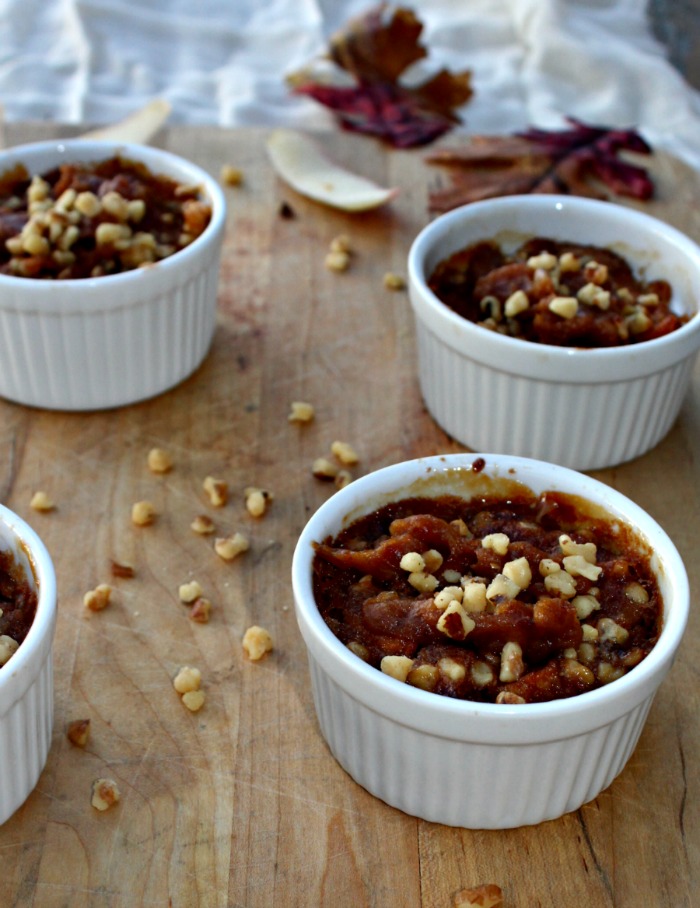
[426,118,654,212]
[288,4,473,148]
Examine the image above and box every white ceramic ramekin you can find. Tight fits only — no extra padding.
[0,139,226,411]
[0,503,57,825]
[408,196,700,471]
[292,453,689,829]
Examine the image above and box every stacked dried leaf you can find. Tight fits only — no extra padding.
[288,4,473,148]
[427,118,654,211]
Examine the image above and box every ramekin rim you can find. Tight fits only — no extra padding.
[407,194,700,365]
[291,452,689,730]
[0,503,57,694]
[0,137,227,293]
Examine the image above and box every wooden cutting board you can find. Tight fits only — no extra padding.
[0,122,697,908]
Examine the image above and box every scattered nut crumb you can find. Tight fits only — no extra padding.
[312,457,338,480]
[191,514,215,534]
[454,884,503,908]
[242,625,273,661]
[83,584,112,612]
[173,665,201,694]
[110,560,135,578]
[383,271,406,291]
[335,469,353,489]
[331,440,359,466]
[182,689,206,712]
[203,476,228,507]
[244,486,272,517]
[329,234,351,254]
[220,164,243,186]
[131,500,156,526]
[91,778,120,811]
[147,447,173,473]
[190,598,212,623]
[179,580,203,603]
[325,250,350,272]
[30,490,54,512]
[214,532,249,561]
[288,401,315,423]
[67,718,91,748]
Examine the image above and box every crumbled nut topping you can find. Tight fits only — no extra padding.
[83,584,112,612]
[220,164,243,186]
[312,457,339,480]
[380,654,414,681]
[110,560,135,578]
[30,490,54,512]
[548,295,578,319]
[325,250,350,272]
[131,500,156,526]
[67,718,91,748]
[189,598,212,623]
[178,580,203,603]
[329,234,351,254]
[203,476,228,507]
[173,665,201,694]
[383,271,406,291]
[191,514,216,535]
[245,486,273,517]
[147,447,173,473]
[331,440,359,466]
[242,625,273,661]
[214,532,249,561]
[288,400,315,423]
[91,778,121,811]
[182,690,206,711]
[0,634,19,665]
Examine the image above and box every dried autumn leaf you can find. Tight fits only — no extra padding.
[426,118,654,212]
[266,128,398,211]
[287,4,472,148]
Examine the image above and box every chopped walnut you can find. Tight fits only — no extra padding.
[182,690,206,712]
[329,234,351,254]
[0,635,19,666]
[173,665,201,694]
[91,778,121,811]
[214,532,249,561]
[30,490,55,512]
[83,584,112,612]
[325,250,350,272]
[242,625,273,661]
[179,580,203,603]
[454,883,503,908]
[380,655,414,681]
[331,440,359,466]
[147,447,173,473]
[245,486,273,517]
[67,718,91,748]
[110,560,135,578]
[190,598,212,623]
[220,164,243,186]
[131,500,156,526]
[383,271,406,291]
[312,457,339,480]
[481,533,510,555]
[191,514,215,535]
[288,400,315,423]
[203,476,228,507]
[335,469,353,489]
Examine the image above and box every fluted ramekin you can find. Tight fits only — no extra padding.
[408,196,700,470]
[0,139,226,411]
[291,453,689,829]
[0,503,57,825]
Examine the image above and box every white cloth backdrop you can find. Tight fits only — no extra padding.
[1,0,700,168]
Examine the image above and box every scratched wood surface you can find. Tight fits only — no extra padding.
[0,121,697,908]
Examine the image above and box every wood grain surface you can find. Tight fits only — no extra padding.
[0,121,697,908]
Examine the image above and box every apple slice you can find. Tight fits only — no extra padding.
[266,128,398,211]
[80,99,172,144]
